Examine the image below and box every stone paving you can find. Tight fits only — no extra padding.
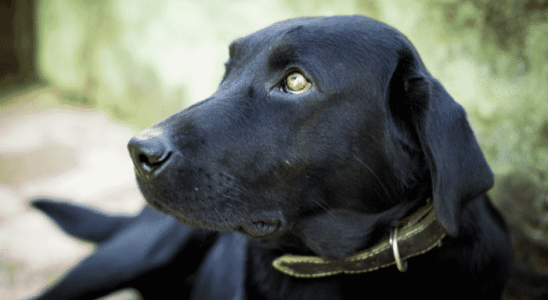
[0,86,145,299]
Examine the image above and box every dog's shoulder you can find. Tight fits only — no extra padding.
[435,196,513,289]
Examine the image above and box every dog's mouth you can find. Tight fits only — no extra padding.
[149,198,282,238]
[239,219,281,238]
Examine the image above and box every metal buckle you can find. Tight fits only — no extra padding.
[389,227,408,272]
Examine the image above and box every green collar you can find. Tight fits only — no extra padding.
[272,200,446,278]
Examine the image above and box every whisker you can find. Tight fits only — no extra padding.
[222,183,248,196]
[221,201,238,210]
[312,198,333,214]
[354,155,391,201]
[220,193,243,203]
[220,172,251,191]
[311,198,345,227]
[213,207,227,224]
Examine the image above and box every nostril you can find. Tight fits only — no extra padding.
[138,153,150,165]
[128,132,173,178]
[137,151,171,169]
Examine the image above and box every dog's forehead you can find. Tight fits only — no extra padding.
[249,15,393,40]
[229,15,405,73]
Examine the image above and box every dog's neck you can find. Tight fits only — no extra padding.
[257,195,429,258]
[296,199,424,259]
[271,200,446,278]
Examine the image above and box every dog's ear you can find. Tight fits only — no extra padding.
[387,47,494,236]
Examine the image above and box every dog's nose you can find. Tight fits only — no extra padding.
[128,130,172,179]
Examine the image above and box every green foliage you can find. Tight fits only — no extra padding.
[416,0,548,240]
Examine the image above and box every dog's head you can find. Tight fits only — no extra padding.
[128,16,493,255]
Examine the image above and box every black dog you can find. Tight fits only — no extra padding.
[33,15,513,299]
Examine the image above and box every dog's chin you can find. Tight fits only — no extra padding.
[174,214,281,238]
[145,198,283,238]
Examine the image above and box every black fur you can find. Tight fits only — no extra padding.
[33,15,513,299]
[31,199,218,299]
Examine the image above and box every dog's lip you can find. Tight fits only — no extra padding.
[145,200,283,237]
[239,219,281,238]
[142,196,284,237]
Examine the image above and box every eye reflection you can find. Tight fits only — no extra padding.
[284,72,311,94]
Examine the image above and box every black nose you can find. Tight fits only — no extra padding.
[128,130,173,180]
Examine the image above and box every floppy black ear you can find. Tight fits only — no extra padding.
[387,48,494,236]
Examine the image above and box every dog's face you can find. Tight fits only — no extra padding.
[128,16,493,254]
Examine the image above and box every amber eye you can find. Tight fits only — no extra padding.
[284,72,312,94]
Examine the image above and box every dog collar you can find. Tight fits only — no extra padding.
[272,200,446,278]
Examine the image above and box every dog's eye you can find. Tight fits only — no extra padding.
[283,72,311,94]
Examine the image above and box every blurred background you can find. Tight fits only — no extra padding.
[0,0,547,299]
